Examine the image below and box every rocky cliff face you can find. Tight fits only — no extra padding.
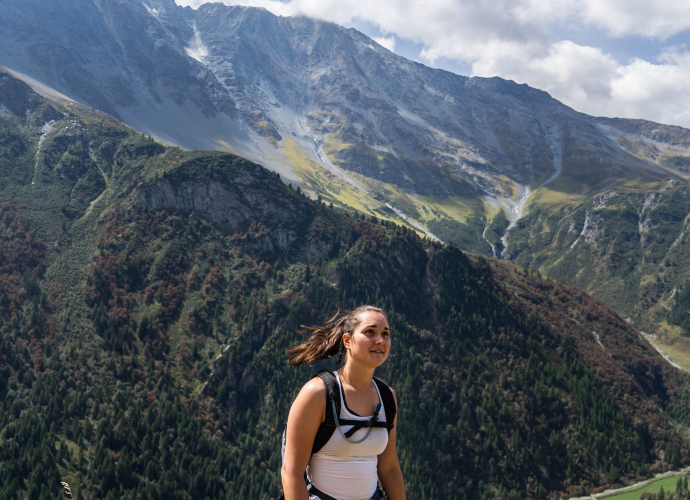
[130,151,335,261]
[0,71,42,115]
[133,177,296,233]
[3,0,690,238]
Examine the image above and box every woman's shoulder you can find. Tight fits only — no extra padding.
[303,375,328,394]
[294,375,328,407]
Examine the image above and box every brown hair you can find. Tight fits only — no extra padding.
[286,305,387,366]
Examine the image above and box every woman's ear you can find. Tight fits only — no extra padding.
[342,333,351,350]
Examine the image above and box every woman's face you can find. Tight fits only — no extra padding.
[344,311,391,368]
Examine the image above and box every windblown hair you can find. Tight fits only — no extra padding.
[286,305,386,366]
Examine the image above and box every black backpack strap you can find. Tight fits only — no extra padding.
[311,370,340,455]
[312,372,396,453]
[373,377,397,433]
[309,483,383,500]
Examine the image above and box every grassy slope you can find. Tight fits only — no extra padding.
[598,474,686,500]
[283,135,499,249]
[282,137,386,216]
[506,180,690,339]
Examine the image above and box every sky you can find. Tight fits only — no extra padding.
[174,0,690,128]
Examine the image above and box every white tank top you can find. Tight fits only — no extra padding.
[307,371,389,500]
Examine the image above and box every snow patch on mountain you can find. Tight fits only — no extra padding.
[185,22,208,63]
[142,3,161,17]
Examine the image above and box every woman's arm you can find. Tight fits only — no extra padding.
[282,378,326,500]
[377,389,406,500]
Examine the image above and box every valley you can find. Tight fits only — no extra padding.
[2,70,690,500]
[2,1,690,499]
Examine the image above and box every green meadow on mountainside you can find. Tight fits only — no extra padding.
[600,474,689,500]
[497,180,690,367]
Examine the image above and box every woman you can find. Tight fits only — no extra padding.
[281,305,406,500]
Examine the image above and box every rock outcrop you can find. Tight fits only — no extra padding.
[130,151,335,261]
[0,72,41,116]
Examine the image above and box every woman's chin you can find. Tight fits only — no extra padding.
[366,353,388,366]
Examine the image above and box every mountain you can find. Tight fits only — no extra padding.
[2,0,690,245]
[1,70,690,500]
[7,0,690,343]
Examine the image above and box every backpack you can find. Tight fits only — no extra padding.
[279,370,397,499]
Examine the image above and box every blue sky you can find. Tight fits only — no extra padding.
[175,0,690,128]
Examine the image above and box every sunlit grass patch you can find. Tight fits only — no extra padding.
[282,137,376,214]
[530,186,584,211]
[417,194,481,222]
[323,130,354,156]
[599,473,687,500]
[619,177,668,192]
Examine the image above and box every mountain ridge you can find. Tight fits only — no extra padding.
[3,0,687,237]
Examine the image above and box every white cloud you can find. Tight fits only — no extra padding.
[372,36,396,52]
[609,50,690,124]
[579,0,690,38]
[471,41,618,107]
[175,0,690,127]
[176,0,690,41]
[476,41,690,127]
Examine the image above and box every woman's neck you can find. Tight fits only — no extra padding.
[339,361,375,391]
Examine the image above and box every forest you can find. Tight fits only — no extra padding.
[0,72,689,500]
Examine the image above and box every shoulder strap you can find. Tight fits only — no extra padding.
[373,377,396,433]
[311,372,396,453]
[311,370,340,455]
